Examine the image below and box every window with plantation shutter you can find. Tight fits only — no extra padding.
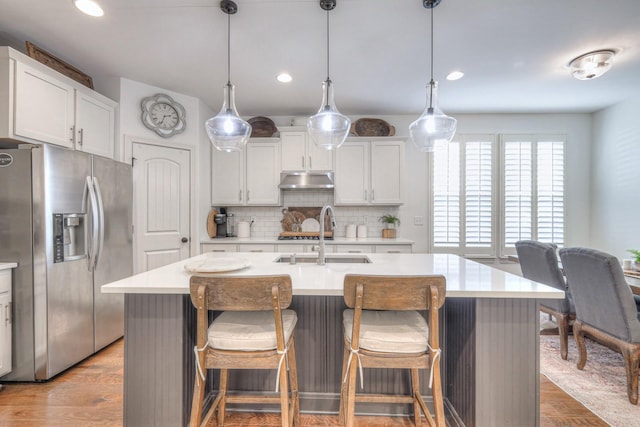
[429,133,565,259]
[500,135,565,256]
[431,135,495,256]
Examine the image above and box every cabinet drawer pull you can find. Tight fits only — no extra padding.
[246,190,250,201]
[70,126,75,143]
[250,249,263,252]
[364,190,367,201]
[348,250,362,253]
[78,128,84,146]
[302,156,305,169]
[309,156,312,170]
[239,190,242,201]
[211,250,226,252]
[372,189,375,200]
[388,250,401,253]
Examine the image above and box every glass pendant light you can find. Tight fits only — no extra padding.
[205,0,251,153]
[307,0,351,151]
[409,0,457,152]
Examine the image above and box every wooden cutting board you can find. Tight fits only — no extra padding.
[206,209,217,238]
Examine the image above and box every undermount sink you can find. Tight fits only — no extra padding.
[275,255,371,264]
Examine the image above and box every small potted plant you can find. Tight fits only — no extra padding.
[627,249,640,271]
[379,214,400,239]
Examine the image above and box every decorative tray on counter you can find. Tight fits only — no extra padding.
[184,256,251,274]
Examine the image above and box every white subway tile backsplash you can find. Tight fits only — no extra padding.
[225,191,399,238]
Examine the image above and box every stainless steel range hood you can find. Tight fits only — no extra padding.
[278,172,334,189]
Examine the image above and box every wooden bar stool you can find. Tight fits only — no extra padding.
[339,274,446,427]
[189,275,300,427]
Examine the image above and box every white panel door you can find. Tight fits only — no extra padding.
[307,138,333,171]
[132,143,190,273]
[14,61,74,147]
[370,140,404,204]
[335,141,368,205]
[75,90,115,158]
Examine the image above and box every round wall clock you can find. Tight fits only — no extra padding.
[140,93,187,138]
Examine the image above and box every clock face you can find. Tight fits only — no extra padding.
[140,93,186,138]
[150,103,179,130]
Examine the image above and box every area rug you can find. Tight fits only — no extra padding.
[540,334,640,426]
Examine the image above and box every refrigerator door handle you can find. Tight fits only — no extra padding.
[82,176,99,272]
[93,176,105,270]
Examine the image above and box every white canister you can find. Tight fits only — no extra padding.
[623,259,632,270]
[357,225,367,238]
[346,224,356,238]
[237,221,251,238]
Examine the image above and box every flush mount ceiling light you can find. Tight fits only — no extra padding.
[73,0,104,17]
[409,0,457,153]
[277,73,293,83]
[205,0,251,153]
[568,49,616,80]
[307,0,351,151]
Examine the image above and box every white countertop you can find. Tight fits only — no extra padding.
[0,262,18,271]
[200,237,414,245]
[102,252,563,299]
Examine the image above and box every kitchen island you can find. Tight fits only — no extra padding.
[102,252,563,427]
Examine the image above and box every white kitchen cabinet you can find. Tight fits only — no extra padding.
[14,60,75,148]
[74,89,116,158]
[211,149,244,205]
[335,245,374,253]
[238,244,276,253]
[276,244,308,253]
[0,269,12,378]
[374,244,413,254]
[246,141,280,205]
[0,48,118,158]
[334,141,369,205]
[280,131,333,172]
[211,140,280,206]
[335,139,404,206]
[200,243,238,253]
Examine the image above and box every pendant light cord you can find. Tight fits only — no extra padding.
[227,11,231,85]
[326,8,330,82]
[428,5,434,111]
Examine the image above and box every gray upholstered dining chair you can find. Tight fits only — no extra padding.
[559,247,640,405]
[515,240,575,360]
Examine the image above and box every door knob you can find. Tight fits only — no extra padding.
[181,237,189,243]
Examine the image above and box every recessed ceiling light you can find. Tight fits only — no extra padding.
[277,73,293,83]
[73,0,104,17]
[446,71,464,81]
[568,49,615,80]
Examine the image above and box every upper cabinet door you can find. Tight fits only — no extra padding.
[14,61,74,148]
[335,141,369,205]
[75,90,116,158]
[370,140,404,205]
[307,139,333,171]
[280,132,306,171]
[280,131,333,172]
[211,148,244,206]
[246,142,280,205]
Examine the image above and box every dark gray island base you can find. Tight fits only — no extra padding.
[123,294,539,427]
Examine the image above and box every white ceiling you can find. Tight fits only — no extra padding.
[1,0,639,117]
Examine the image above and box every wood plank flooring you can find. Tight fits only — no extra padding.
[0,339,607,426]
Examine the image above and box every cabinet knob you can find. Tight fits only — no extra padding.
[181,237,189,243]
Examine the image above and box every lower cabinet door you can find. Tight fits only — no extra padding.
[0,289,11,377]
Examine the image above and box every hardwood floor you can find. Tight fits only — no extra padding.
[0,339,606,426]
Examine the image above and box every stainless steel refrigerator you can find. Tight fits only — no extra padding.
[0,144,132,381]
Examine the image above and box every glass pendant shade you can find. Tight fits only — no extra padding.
[409,81,457,152]
[307,79,351,150]
[205,82,251,152]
